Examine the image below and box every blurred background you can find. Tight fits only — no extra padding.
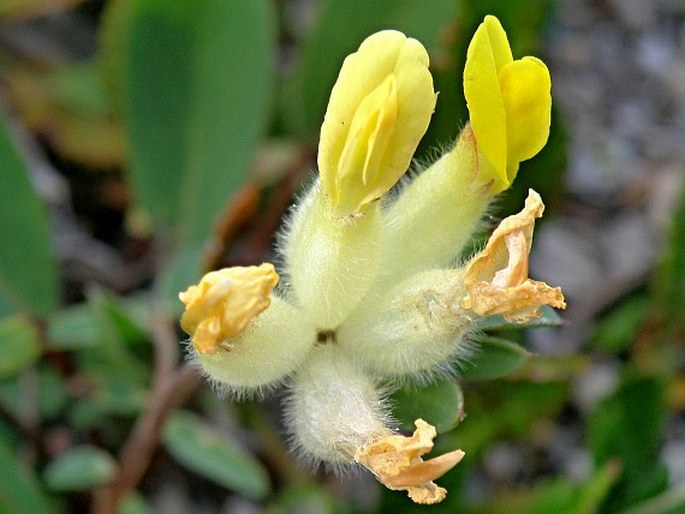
[0,0,684,512]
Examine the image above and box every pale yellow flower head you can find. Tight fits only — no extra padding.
[318,30,436,217]
[464,15,552,193]
[355,419,465,505]
[179,263,279,354]
[462,189,566,322]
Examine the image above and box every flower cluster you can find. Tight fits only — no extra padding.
[179,15,565,504]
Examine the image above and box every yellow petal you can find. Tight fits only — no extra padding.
[461,190,566,322]
[179,263,279,354]
[318,30,436,216]
[501,56,552,182]
[463,16,552,193]
[355,419,464,505]
[463,15,511,190]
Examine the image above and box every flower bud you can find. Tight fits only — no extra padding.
[193,296,315,393]
[318,30,436,217]
[338,269,472,380]
[286,345,388,464]
[464,15,551,193]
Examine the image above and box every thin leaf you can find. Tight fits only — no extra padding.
[43,446,117,492]
[460,336,531,380]
[0,117,57,317]
[163,410,270,500]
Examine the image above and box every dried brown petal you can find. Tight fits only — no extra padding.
[179,263,279,353]
[354,419,464,504]
[462,189,565,322]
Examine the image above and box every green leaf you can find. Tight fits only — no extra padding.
[43,445,117,491]
[0,316,41,379]
[117,492,152,514]
[163,410,270,500]
[48,303,100,350]
[265,485,337,514]
[476,305,564,331]
[0,117,57,317]
[588,373,667,512]
[391,378,464,434]
[281,0,457,136]
[459,336,531,380]
[591,295,648,354]
[0,364,68,422]
[0,438,57,514]
[125,0,274,245]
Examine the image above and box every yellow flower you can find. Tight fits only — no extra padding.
[318,30,436,217]
[179,263,279,354]
[355,419,465,504]
[461,189,566,322]
[464,15,551,193]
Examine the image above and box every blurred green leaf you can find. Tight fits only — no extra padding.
[623,486,685,514]
[117,491,152,514]
[265,485,337,514]
[654,182,685,342]
[48,303,99,350]
[460,336,531,380]
[588,373,667,512]
[0,439,57,514]
[391,378,464,434]
[476,305,564,332]
[0,118,57,317]
[125,0,274,247]
[163,410,271,500]
[281,0,457,136]
[457,380,568,456]
[591,295,649,354]
[0,316,40,379]
[44,445,117,491]
[0,364,68,422]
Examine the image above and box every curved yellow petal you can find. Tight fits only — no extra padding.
[463,16,511,191]
[501,56,551,182]
[319,30,436,216]
[464,16,552,194]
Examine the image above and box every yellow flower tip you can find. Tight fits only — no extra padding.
[318,30,436,217]
[462,189,566,322]
[464,15,552,194]
[179,263,279,354]
[354,419,464,505]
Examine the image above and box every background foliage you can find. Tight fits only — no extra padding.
[0,0,684,513]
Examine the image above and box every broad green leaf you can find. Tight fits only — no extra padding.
[391,378,464,434]
[125,0,274,245]
[0,117,57,317]
[459,336,531,380]
[0,439,57,514]
[163,410,270,500]
[43,445,117,491]
[281,0,457,136]
[0,316,40,379]
[623,486,685,514]
[476,305,564,331]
